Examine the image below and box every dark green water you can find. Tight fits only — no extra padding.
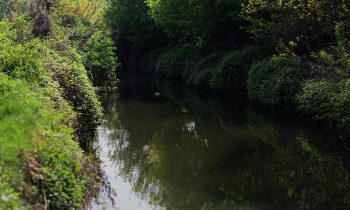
[89,79,350,210]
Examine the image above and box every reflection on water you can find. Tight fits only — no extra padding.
[89,79,350,210]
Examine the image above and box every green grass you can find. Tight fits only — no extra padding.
[0,74,42,171]
[0,73,43,209]
[0,71,89,209]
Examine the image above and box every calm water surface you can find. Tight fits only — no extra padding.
[89,79,350,210]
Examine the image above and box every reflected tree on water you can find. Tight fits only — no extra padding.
[101,85,350,210]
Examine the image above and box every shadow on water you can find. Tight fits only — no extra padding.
[90,77,350,210]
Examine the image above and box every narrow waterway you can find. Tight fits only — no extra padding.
[89,78,350,210]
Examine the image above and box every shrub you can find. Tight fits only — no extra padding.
[248,55,301,106]
[26,97,86,210]
[155,44,200,79]
[0,20,17,44]
[36,138,85,210]
[210,44,268,93]
[83,30,119,87]
[297,79,350,131]
[44,50,102,145]
[0,20,66,105]
[0,39,51,87]
[187,51,224,87]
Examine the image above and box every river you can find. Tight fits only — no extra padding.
[88,78,350,210]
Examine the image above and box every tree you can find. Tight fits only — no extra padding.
[243,0,350,52]
[105,0,166,65]
[146,0,246,45]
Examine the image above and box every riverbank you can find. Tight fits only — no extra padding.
[106,0,350,138]
[133,42,350,138]
[0,1,117,208]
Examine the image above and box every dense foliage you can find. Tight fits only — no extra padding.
[0,72,84,209]
[210,44,269,93]
[145,0,246,44]
[105,0,350,134]
[0,0,117,208]
[243,0,350,52]
[83,30,118,87]
[248,55,301,106]
[1,0,350,208]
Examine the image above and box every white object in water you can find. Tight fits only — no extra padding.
[154,92,161,96]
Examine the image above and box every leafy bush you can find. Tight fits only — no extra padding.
[36,138,85,209]
[0,39,51,87]
[57,14,118,88]
[296,46,350,132]
[0,20,47,86]
[0,20,67,106]
[210,44,268,93]
[248,55,301,105]
[147,43,270,92]
[0,20,17,44]
[44,49,102,145]
[187,52,225,87]
[83,30,118,87]
[297,79,350,131]
[155,44,200,79]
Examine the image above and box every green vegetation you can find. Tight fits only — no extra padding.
[145,0,245,44]
[248,55,301,106]
[0,73,84,209]
[1,0,350,208]
[210,44,269,93]
[155,44,201,79]
[105,0,166,66]
[297,79,350,132]
[143,43,269,92]
[83,30,118,87]
[0,171,22,210]
[106,0,350,134]
[0,0,118,208]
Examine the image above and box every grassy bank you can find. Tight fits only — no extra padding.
[0,73,87,209]
[0,1,118,208]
